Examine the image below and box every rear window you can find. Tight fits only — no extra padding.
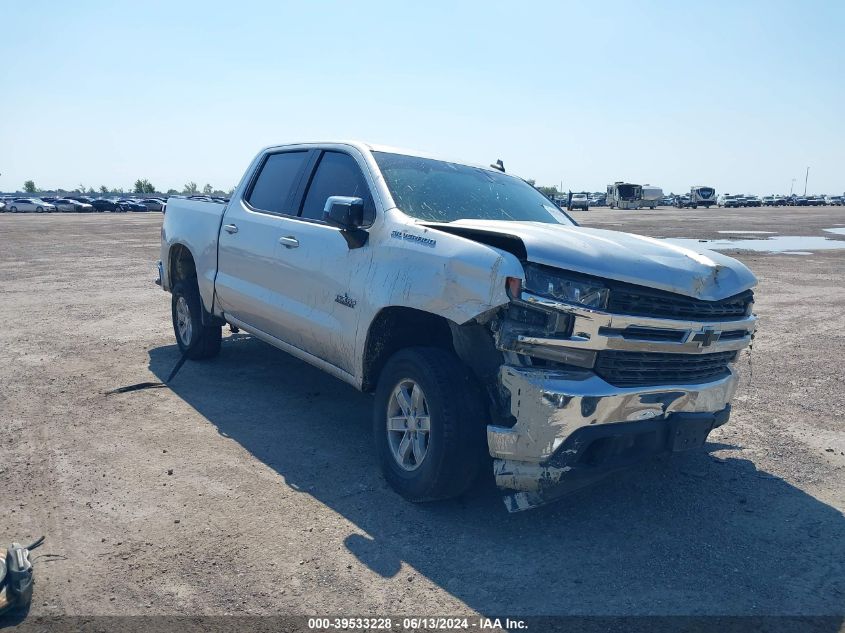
[246,151,308,214]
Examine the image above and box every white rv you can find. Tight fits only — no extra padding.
[691,186,717,209]
[606,182,642,209]
[641,185,664,209]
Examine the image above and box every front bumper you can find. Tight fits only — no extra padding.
[489,365,738,463]
[493,403,731,512]
[488,364,740,511]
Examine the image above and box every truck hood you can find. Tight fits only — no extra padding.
[422,219,757,301]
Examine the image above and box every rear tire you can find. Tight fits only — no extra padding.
[171,280,221,360]
[10,206,17,212]
[374,347,487,502]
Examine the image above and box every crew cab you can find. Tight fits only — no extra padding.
[158,141,757,512]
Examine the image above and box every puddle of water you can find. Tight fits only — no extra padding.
[667,235,845,253]
[717,230,776,235]
[824,227,845,235]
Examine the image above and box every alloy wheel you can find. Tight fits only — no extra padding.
[386,379,431,471]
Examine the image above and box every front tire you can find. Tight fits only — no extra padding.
[374,347,486,502]
[36,206,44,213]
[171,280,221,360]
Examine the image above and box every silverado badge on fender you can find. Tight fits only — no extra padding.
[335,293,357,308]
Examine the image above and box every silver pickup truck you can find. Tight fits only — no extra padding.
[158,141,757,512]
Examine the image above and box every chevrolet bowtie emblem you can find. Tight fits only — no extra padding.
[690,327,721,347]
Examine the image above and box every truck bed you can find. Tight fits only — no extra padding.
[160,197,228,311]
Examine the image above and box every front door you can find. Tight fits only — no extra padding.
[215,148,376,374]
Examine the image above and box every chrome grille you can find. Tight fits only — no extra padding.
[595,350,737,387]
[607,287,753,321]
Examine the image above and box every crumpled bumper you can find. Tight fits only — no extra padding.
[487,365,738,511]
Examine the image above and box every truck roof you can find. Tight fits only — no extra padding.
[258,140,505,175]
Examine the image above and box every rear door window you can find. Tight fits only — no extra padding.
[246,151,309,214]
[299,151,374,223]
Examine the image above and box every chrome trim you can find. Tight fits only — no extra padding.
[488,364,739,464]
[517,290,756,354]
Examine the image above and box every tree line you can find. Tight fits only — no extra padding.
[21,179,234,197]
[21,177,557,199]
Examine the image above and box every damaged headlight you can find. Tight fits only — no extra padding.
[523,264,609,309]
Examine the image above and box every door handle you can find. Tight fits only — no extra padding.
[279,236,299,249]
[223,224,239,234]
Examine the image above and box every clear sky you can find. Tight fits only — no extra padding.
[1,0,843,196]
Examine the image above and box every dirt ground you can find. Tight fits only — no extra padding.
[1,206,843,624]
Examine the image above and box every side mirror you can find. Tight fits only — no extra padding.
[324,196,364,230]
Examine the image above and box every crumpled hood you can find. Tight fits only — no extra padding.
[424,220,757,301]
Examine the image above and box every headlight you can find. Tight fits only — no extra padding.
[523,264,609,309]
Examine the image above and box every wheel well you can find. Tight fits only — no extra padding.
[168,244,197,287]
[361,307,454,392]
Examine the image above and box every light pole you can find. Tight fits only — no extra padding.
[803,166,809,196]
[790,178,796,196]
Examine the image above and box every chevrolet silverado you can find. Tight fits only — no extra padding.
[157,141,757,511]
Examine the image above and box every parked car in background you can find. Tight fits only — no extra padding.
[139,198,166,212]
[674,194,693,208]
[0,201,5,212]
[773,195,787,206]
[807,196,825,206]
[762,196,776,206]
[789,196,809,206]
[745,196,761,207]
[67,196,96,205]
[90,198,121,212]
[7,198,57,213]
[718,194,739,208]
[117,199,148,212]
[826,196,843,206]
[568,193,590,211]
[53,198,92,212]
[660,196,675,206]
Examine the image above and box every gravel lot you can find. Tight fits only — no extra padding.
[1,207,843,624]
